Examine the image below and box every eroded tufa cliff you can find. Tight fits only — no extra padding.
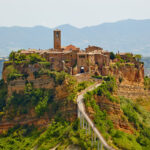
[0,62,78,133]
[102,63,144,84]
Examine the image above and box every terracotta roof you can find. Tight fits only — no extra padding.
[62,44,80,51]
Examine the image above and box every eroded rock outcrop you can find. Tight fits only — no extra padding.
[0,63,78,133]
[102,63,144,84]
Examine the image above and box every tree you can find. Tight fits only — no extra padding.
[110,52,116,60]
[135,54,142,62]
[9,51,16,61]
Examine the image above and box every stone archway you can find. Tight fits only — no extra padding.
[80,66,85,73]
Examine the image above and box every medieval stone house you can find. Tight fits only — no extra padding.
[21,30,110,75]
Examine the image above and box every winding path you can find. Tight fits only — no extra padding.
[77,82,114,150]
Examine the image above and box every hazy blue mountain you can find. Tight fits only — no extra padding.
[0,19,150,57]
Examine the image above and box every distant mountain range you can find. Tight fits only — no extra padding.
[0,19,150,56]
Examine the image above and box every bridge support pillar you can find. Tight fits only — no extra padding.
[85,121,88,134]
[98,140,100,150]
[94,133,96,143]
[82,117,84,128]
[78,108,80,118]
[101,143,103,150]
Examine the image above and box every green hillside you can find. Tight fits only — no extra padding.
[0,76,150,149]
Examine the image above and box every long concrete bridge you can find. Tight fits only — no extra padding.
[77,83,115,150]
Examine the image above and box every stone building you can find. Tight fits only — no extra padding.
[20,30,110,75]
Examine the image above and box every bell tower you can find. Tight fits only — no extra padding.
[54,29,61,49]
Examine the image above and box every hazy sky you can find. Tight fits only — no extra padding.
[0,0,150,28]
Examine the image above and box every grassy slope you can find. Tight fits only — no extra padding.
[84,77,150,150]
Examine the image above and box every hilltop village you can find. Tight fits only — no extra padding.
[14,30,144,79]
[19,29,110,75]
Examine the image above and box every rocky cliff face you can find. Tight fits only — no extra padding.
[117,84,150,99]
[102,63,144,84]
[7,76,55,96]
[2,62,42,82]
[0,63,78,133]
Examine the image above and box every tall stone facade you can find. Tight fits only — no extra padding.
[54,29,61,50]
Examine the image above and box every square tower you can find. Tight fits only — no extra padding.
[54,29,61,49]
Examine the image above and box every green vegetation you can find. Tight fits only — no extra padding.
[37,69,71,85]
[120,97,150,149]
[0,79,7,119]
[28,53,46,64]
[110,52,116,60]
[144,76,150,90]
[0,119,94,150]
[135,54,142,62]
[2,71,74,118]
[8,51,47,65]
[5,65,24,82]
[5,83,54,118]
[92,75,103,79]
[76,81,94,92]
[83,77,150,149]
[1,70,93,119]
[38,61,51,68]
[5,52,51,82]
[126,53,133,60]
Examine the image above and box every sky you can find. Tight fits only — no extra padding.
[0,0,150,28]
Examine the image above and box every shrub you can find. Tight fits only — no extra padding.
[7,73,23,81]
[55,71,67,85]
[0,80,7,112]
[5,65,23,82]
[135,54,142,62]
[119,77,123,83]
[38,70,67,85]
[112,131,142,150]
[144,76,150,90]
[92,75,103,79]
[9,51,27,62]
[39,62,51,68]
[27,53,46,64]
[35,96,48,116]
[9,51,16,61]
[110,52,116,60]
[77,81,93,92]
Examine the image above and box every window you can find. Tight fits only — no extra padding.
[79,55,85,58]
